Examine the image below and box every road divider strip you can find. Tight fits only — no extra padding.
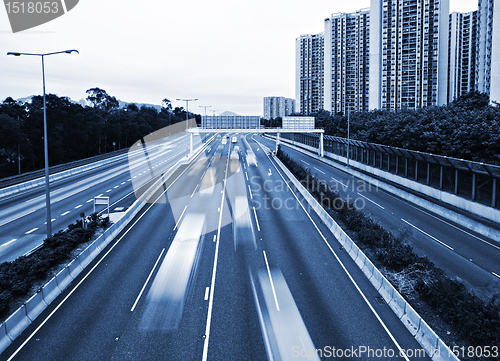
[0,134,215,355]
[272,153,459,361]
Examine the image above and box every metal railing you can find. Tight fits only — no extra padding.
[280,132,500,210]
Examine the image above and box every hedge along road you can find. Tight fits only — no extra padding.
[258,134,500,299]
[1,134,431,361]
[0,132,196,264]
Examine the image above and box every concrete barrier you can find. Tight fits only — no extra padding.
[41,277,61,305]
[78,246,94,270]
[5,305,30,341]
[379,277,395,303]
[388,290,406,319]
[68,257,83,280]
[416,320,440,356]
[401,303,421,336]
[361,258,375,280]
[25,291,48,322]
[354,251,366,269]
[55,267,73,292]
[0,323,11,355]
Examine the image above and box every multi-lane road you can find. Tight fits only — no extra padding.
[1,133,432,360]
[257,135,500,299]
[0,132,205,263]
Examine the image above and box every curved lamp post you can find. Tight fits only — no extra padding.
[7,49,79,237]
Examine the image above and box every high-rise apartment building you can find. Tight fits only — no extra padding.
[448,11,478,103]
[324,10,370,113]
[476,0,500,103]
[369,0,450,110]
[295,33,324,115]
[263,96,295,119]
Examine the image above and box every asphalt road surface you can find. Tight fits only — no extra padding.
[2,133,431,360]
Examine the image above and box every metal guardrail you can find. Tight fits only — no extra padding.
[282,132,500,210]
[0,148,129,189]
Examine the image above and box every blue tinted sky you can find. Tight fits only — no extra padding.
[1,0,478,115]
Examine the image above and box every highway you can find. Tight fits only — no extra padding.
[1,133,430,360]
[257,135,500,299]
[0,131,206,264]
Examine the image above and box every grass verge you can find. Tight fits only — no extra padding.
[0,213,109,321]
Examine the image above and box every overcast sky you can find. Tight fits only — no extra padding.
[1,0,478,116]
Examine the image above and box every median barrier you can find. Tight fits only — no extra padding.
[41,277,61,305]
[5,305,30,341]
[361,257,375,280]
[401,303,420,336]
[370,269,384,291]
[25,291,47,322]
[347,243,359,260]
[416,320,440,357]
[354,250,366,269]
[85,240,100,260]
[0,323,11,354]
[56,267,73,292]
[78,246,94,270]
[436,338,456,361]
[388,290,406,319]
[379,277,395,303]
[68,258,83,279]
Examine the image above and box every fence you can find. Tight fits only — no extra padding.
[281,133,500,210]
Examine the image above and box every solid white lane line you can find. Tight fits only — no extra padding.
[202,150,229,361]
[401,219,454,251]
[191,184,200,198]
[173,205,188,231]
[314,167,325,174]
[61,211,70,216]
[357,192,385,209]
[204,287,210,301]
[492,272,500,279]
[253,206,261,232]
[75,205,82,209]
[26,228,38,234]
[130,248,165,312]
[263,251,280,311]
[1,239,17,247]
[248,185,253,199]
[301,160,309,165]
[254,136,411,361]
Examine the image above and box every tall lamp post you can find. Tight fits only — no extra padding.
[7,49,79,238]
[176,98,198,130]
[199,105,211,129]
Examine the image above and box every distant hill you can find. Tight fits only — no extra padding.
[15,95,162,112]
[219,111,240,116]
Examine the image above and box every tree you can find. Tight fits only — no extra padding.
[85,88,119,112]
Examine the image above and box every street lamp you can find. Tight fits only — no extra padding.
[176,98,198,130]
[199,105,211,128]
[7,49,79,238]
